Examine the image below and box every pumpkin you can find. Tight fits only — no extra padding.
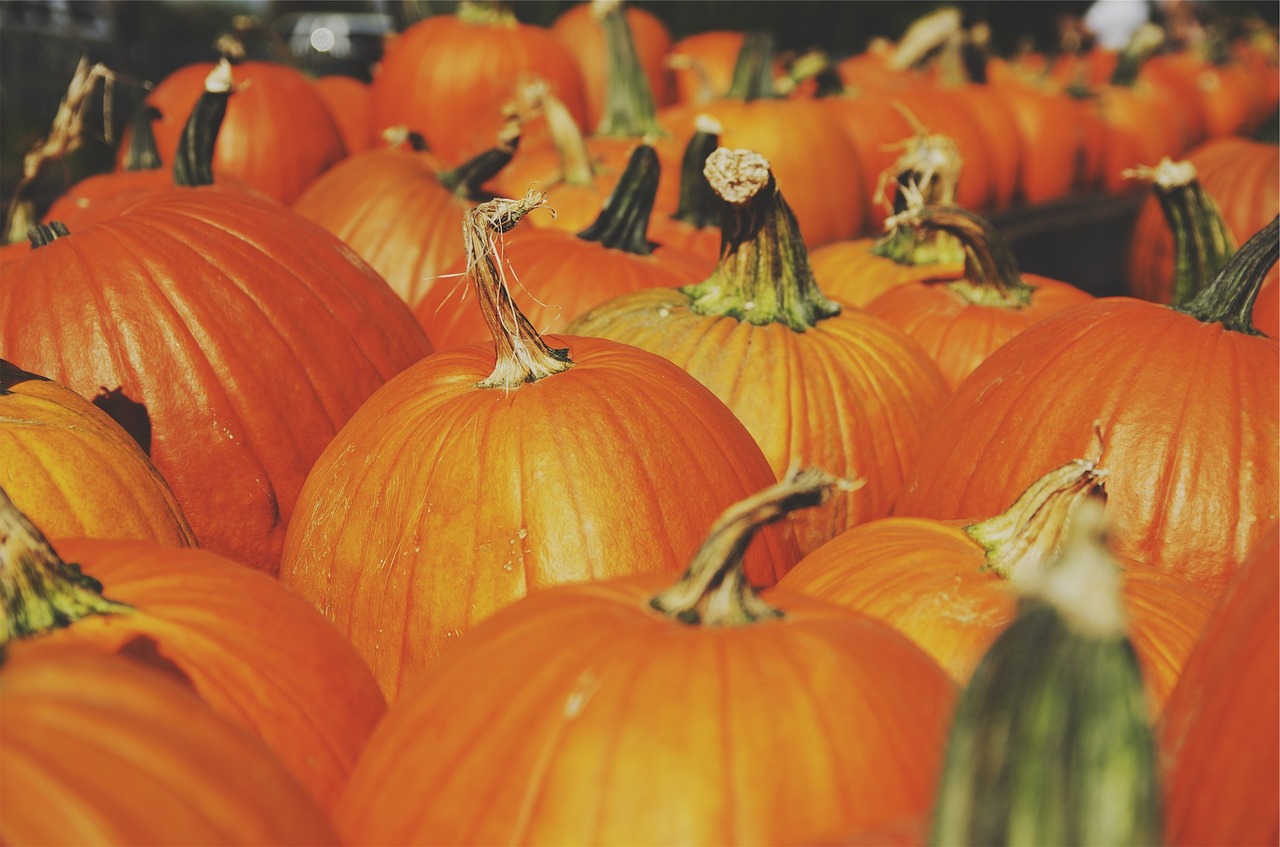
[570,148,949,555]
[0,190,433,574]
[0,360,195,546]
[1159,524,1279,846]
[417,144,710,348]
[0,489,387,811]
[371,3,587,167]
[312,74,376,156]
[294,114,521,308]
[335,469,957,846]
[644,113,726,262]
[666,30,747,105]
[127,58,346,204]
[281,192,799,701]
[896,217,1280,597]
[0,642,340,846]
[780,458,1212,714]
[864,202,1093,390]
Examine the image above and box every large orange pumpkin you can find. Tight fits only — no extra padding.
[281,192,799,701]
[336,469,957,846]
[570,148,949,555]
[312,74,376,156]
[0,360,195,546]
[896,217,1280,597]
[0,190,433,574]
[0,490,387,811]
[0,643,340,846]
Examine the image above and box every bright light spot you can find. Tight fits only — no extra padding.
[310,27,335,52]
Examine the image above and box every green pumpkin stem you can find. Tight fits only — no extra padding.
[1109,22,1165,87]
[512,80,593,187]
[122,104,163,172]
[594,0,662,138]
[780,50,845,98]
[886,201,1035,307]
[671,114,723,229]
[651,467,852,626]
[27,221,70,248]
[173,59,233,188]
[1177,215,1279,335]
[456,0,517,27]
[681,147,841,331]
[576,144,659,255]
[1125,158,1237,306]
[726,31,777,101]
[0,487,132,647]
[438,112,522,198]
[964,458,1108,582]
[465,191,573,389]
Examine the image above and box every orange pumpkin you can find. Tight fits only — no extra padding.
[0,490,387,811]
[0,360,195,546]
[336,469,957,846]
[312,74,376,156]
[666,30,746,105]
[0,643,340,846]
[281,192,799,701]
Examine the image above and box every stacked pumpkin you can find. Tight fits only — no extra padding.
[2,1,1278,844]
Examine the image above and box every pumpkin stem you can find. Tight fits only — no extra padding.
[576,144,659,254]
[438,111,522,199]
[1177,215,1279,335]
[121,103,163,172]
[885,200,1036,307]
[726,31,777,101]
[670,114,723,230]
[594,0,663,138]
[889,6,965,73]
[664,51,715,105]
[779,50,844,98]
[465,191,573,389]
[681,147,841,331]
[456,0,518,27]
[651,467,854,626]
[964,458,1108,583]
[173,59,233,188]
[1124,158,1236,307]
[1109,22,1165,87]
[27,221,70,248]
[0,487,132,647]
[511,79,593,187]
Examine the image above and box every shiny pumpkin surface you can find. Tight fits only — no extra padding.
[0,643,341,846]
[0,362,195,546]
[280,335,800,701]
[809,237,966,308]
[336,576,956,846]
[0,190,433,574]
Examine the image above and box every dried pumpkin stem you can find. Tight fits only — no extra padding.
[513,80,593,187]
[1178,215,1279,335]
[467,191,574,389]
[671,114,722,229]
[871,115,967,267]
[439,112,523,198]
[1109,22,1165,87]
[885,202,1035,307]
[594,0,663,137]
[651,467,851,626]
[173,59,233,188]
[576,144,659,254]
[0,487,132,646]
[681,147,841,331]
[964,458,1108,584]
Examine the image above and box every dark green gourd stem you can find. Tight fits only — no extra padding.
[651,468,843,626]
[671,116,721,229]
[894,204,1036,307]
[1177,215,1278,335]
[27,221,70,248]
[595,0,662,137]
[438,115,521,199]
[173,61,233,188]
[122,104,163,172]
[1109,22,1165,87]
[681,148,841,332]
[576,144,659,255]
[726,31,777,101]
[1137,160,1237,306]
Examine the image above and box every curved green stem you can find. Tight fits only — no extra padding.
[1177,215,1278,335]
[726,31,777,101]
[576,144,659,255]
[438,114,521,199]
[671,115,722,229]
[595,0,662,137]
[122,104,163,172]
[1109,22,1165,87]
[173,59,232,188]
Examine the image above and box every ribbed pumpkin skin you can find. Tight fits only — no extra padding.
[809,238,966,307]
[1,362,195,546]
[280,336,800,701]
[0,191,434,574]
[569,291,950,554]
[293,147,466,308]
[312,74,376,156]
[896,299,1279,597]
[31,537,388,812]
[779,517,1213,712]
[372,14,587,168]
[336,579,956,846]
[133,62,347,204]
[413,228,711,349]
[863,274,1095,390]
[1160,525,1279,847]
[0,644,341,846]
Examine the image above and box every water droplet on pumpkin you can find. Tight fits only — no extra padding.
[503,562,513,572]
[517,528,528,539]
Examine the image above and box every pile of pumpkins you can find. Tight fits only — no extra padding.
[1,1,1276,844]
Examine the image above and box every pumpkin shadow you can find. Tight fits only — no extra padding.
[93,386,152,456]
